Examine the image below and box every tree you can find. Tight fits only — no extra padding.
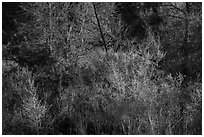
[158,2,202,134]
[2,2,202,135]
[159,2,201,78]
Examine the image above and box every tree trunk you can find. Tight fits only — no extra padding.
[179,2,190,134]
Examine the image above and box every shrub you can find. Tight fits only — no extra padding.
[2,40,201,135]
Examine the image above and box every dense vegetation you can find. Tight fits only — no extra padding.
[2,2,202,135]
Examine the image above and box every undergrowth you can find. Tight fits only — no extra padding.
[2,42,202,135]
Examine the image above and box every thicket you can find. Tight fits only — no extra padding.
[2,2,202,135]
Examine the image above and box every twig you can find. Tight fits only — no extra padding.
[171,116,184,129]
[148,110,155,135]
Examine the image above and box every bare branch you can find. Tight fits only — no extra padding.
[162,3,185,14]
[92,2,108,52]
[163,14,184,20]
